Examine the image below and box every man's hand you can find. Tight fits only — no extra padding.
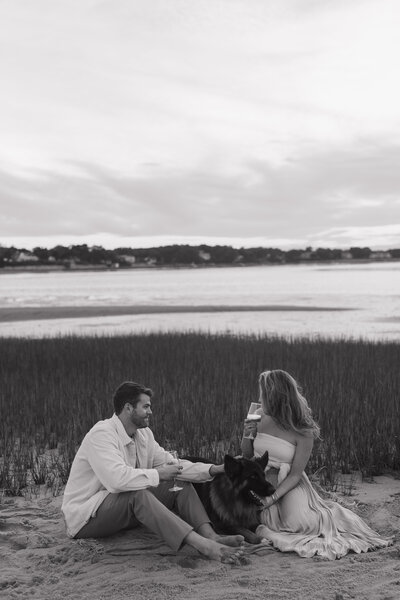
[209,464,225,476]
[155,463,183,481]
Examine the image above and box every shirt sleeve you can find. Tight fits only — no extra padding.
[178,459,214,482]
[150,438,213,482]
[86,429,159,493]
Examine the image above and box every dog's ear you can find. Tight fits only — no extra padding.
[256,450,269,471]
[224,454,242,477]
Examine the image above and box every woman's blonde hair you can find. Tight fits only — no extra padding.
[259,370,320,439]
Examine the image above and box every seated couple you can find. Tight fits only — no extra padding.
[62,373,392,563]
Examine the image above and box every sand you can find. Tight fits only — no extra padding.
[0,305,353,323]
[1,476,400,600]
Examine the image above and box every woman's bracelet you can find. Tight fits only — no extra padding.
[271,492,280,503]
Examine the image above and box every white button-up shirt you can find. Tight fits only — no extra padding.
[61,413,213,537]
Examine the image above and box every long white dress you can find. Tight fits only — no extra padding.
[254,433,393,560]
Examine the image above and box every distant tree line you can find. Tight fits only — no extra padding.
[0,243,399,269]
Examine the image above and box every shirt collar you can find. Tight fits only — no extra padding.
[111,413,134,446]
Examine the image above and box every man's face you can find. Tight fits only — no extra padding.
[129,394,152,429]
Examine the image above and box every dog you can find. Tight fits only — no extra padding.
[187,451,275,544]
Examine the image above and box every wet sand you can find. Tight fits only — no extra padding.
[0,304,353,323]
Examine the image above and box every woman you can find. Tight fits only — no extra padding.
[241,369,393,560]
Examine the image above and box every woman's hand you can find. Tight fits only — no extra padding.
[264,495,275,508]
[260,493,279,510]
[243,418,258,439]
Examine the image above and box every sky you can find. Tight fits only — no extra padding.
[1,0,400,251]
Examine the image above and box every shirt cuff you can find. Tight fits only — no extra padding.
[143,468,160,487]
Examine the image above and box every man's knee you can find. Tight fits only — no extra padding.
[175,482,205,510]
[129,488,153,504]
[179,481,200,498]
[131,488,166,511]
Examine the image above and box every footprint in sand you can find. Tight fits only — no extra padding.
[11,532,55,550]
[176,556,202,569]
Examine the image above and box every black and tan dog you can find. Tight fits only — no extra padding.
[188,451,275,544]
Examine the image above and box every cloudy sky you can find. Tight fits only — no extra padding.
[1,0,400,250]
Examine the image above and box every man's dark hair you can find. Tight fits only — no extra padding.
[113,381,153,415]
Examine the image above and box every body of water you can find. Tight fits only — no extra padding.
[1,262,399,340]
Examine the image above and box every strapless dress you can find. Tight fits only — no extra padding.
[254,433,393,560]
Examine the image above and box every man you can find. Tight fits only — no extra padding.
[62,381,245,563]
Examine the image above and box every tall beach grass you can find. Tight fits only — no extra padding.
[1,332,399,495]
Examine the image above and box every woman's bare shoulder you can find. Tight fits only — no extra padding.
[294,429,314,447]
[258,415,295,441]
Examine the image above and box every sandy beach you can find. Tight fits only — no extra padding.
[1,475,399,600]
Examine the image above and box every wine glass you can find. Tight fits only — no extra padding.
[243,402,262,439]
[168,450,183,492]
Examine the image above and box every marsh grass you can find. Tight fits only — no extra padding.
[1,332,399,495]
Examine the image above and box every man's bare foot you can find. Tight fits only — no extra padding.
[184,531,247,564]
[219,546,249,565]
[200,539,246,565]
[196,523,244,547]
[214,534,244,547]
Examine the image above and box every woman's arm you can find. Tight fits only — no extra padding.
[240,418,258,458]
[241,436,255,459]
[263,433,314,507]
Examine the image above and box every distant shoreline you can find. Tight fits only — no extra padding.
[0,304,355,323]
[1,258,400,275]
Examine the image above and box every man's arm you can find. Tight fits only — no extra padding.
[87,429,160,493]
[150,439,217,482]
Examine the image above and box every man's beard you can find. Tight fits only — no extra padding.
[131,414,149,429]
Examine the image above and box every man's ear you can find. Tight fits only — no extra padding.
[224,454,241,477]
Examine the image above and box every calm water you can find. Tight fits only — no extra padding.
[1,262,399,340]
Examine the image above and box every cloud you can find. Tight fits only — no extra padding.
[310,224,400,249]
[1,0,400,175]
[1,136,399,250]
[1,1,400,251]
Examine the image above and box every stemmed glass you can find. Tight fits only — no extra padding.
[168,450,183,492]
[243,402,262,439]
